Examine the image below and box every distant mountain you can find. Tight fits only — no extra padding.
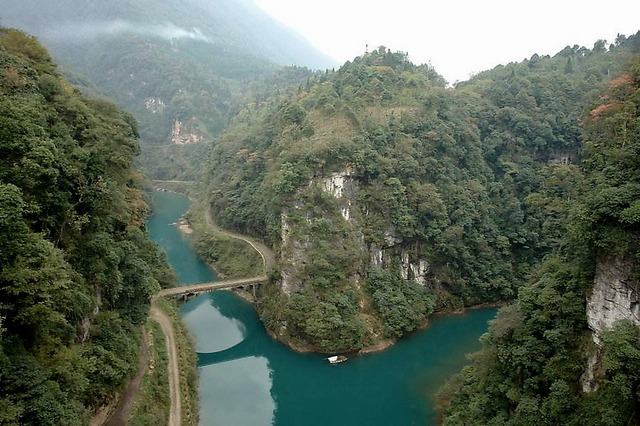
[0,0,336,70]
[0,0,336,156]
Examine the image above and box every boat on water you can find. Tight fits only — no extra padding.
[327,355,347,364]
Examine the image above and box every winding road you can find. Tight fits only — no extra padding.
[150,304,182,426]
[203,209,276,273]
[153,206,274,425]
[96,202,275,426]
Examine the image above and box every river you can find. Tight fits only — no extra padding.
[148,190,497,425]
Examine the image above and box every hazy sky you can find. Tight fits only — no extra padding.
[253,0,640,83]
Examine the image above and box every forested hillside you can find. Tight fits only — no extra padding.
[1,0,336,180]
[0,29,173,424]
[439,51,640,426]
[202,35,640,352]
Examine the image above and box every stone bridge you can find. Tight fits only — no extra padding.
[158,275,268,298]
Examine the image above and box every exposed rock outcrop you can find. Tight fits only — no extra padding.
[279,166,438,299]
[586,257,640,345]
[144,97,166,113]
[321,168,356,221]
[280,210,308,295]
[171,119,203,145]
[581,256,640,392]
[549,150,576,165]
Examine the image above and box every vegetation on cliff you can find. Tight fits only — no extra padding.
[0,29,174,424]
[1,0,335,182]
[440,51,640,425]
[202,35,640,352]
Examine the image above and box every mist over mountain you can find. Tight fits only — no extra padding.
[0,0,336,175]
[0,0,337,70]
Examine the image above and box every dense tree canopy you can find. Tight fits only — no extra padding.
[203,36,640,351]
[0,29,173,424]
[441,50,640,426]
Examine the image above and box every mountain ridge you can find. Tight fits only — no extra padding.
[0,0,337,70]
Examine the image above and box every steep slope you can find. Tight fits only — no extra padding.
[1,0,335,179]
[1,0,336,71]
[0,28,174,424]
[439,50,640,425]
[201,36,640,352]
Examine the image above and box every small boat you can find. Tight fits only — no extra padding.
[327,355,347,364]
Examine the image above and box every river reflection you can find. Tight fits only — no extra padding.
[181,294,246,353]
[185,289,498,426]
[184,292,276,425]
[199,357,275,425]
[150,191,497,426]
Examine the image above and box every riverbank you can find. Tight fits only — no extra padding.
[174,193,508,357]
[266,300,510,357]
[173,216,227,280]
[170,196,397,356]
[89,298,200,426]
[149,190,499,425]
[151,183,509,360]
[433,300,512,317]
[356,301,512,355]
[180,201,264,279]
[152,298,200,426]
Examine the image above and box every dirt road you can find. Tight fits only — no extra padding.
[150,302,182,426]
[204,210,276,273]
[93,202,275,426]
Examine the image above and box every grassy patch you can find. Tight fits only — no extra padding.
[129,321,170,426]
[186,202,263,278]
[156,298,200,426]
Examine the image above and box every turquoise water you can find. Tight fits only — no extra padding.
[148,191,496,426]
[147,191,217,285]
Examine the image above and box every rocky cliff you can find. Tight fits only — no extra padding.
[271,166,438,350]
[582,255,640,392]
[280,167,432,296]
[171,119,204,145]
[586,257,640,345]
[279,168,363,296]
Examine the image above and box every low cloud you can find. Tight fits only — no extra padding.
[43,20,213,44]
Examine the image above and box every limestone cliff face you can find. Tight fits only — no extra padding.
[144,97,166,113]
[582,256,640,392]
[370,241,430,287]
[279,169,361,295]
[273,166,440,349]
[586,257,640,345]
[279,167,431,295]
[401,253,429,286]
[171,119,203,144]
[322,169,356,221]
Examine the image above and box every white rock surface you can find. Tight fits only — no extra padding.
[144,97,165,113]
[582,256,640,392]
[400,251,429,285]
[586,257,640,345]
[171,119,202,144]
[400,251,410,280]
[321,169,355,221]
[410,259,429,286]
[322,172,348,198]
[370,244,384,267]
